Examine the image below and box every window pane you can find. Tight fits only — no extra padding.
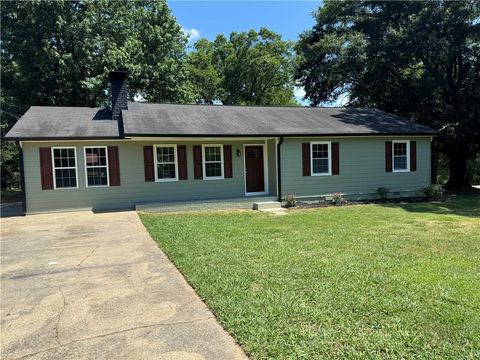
[394,143,407,156]
[313,158,329,174]
[205,146,221,162]
[55,169,77,188]
[206,162,222,177]
[86,148,107,166]
[157,147,175,163]
[157,163,176,179]
[87,167,108,186]
[312,144,328,159]
[394,156,407,170]
[53,148,76,168]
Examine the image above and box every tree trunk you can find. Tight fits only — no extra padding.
[445,152,471,189]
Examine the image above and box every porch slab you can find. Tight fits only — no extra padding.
[136,196,277,213]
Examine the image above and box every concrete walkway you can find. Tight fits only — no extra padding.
[1,211,247,360]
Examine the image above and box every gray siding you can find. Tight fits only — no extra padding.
[22,136,432,213]
[23,140,276,213]
[267,138,277,194]
[280,137,431,200]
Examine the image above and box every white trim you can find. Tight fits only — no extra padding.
[51,146,79,189]
[83,146,110,188]
[392,140,410,173]
[310,141,332,176]
[153,144,179,182]
[243,143,269,196]
[202,144,224,180]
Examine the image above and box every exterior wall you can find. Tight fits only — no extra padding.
[280,137,431,200]
[22,139,276,213]
[267,138,277,195]
[22,136,432,213]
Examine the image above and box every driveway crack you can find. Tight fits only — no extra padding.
[53,287,66,346]
[11,316,215,360]
[77,246,99,267]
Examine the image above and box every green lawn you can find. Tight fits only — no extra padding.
[141,195,480,359]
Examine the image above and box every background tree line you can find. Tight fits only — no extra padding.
[1,0,479,190]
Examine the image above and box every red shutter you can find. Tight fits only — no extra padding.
[385,141,393,172]
[332,142,340,175]
[410,141,417,171]
[302,143,310,176]
[224,145,233,178]
[108,146,121,186]
[39,147,54,190]
[193,145,203,179]
[143,146,154,182]
[177,145,188,180]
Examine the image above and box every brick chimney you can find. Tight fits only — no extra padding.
[109,71,128,120]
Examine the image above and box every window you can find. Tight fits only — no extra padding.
[52,147,78,189]
[202,144,224,179]
[311,142,331,176]
[154,145,178,181]
[84,147,109,187]
[393,140,410,172]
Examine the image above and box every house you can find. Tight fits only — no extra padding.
[6,71,437,214]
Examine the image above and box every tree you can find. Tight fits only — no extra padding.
[187,28,297,105]
[1,0,193,187]
[295,0,480,188]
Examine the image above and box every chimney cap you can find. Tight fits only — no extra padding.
[109,70,128,80]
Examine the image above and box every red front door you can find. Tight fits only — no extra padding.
[245,146,265,193]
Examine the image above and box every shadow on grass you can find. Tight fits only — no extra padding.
[379,189,480,218]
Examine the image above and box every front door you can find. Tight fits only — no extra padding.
[245,145,265,193]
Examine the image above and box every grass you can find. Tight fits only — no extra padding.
[141,194,480,359]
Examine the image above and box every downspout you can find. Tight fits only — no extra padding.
[276,136,284,203]
[16,141,26,215]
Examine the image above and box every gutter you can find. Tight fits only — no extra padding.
[16,141,27,215]
[276,136,284,203]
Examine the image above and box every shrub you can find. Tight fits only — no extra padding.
[331,192,345,205]
[284,194,297,208]
[422,184,444,200]
[376,187,390,200]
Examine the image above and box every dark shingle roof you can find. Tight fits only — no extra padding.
[5,106,120,140]
[122,103,436,136]
[6,103,436,140]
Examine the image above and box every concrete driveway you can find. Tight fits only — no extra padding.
[1,211,247,360]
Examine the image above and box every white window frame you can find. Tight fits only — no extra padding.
[310,141,332,176]
[51,146,79,190]
[154,144,178,182]
[392,140,410,173]
[202,144,224,180]
[84,146,110,188]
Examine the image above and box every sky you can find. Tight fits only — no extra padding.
[167,1,324,104]
[168,1,322,43]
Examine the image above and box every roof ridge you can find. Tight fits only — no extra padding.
[129,101,358,110]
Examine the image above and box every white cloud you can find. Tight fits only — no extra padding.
[182,27,200,42]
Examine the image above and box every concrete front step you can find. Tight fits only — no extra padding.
[252,201,282,210]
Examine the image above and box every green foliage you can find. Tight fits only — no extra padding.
[141,194,480,359]
[0,0,194,187]
[376,186,390,200]
[467,153,480,184]
[422,184,444,200]
[296,1,480,188]
[284,194,297,208]
[187,28,297,105]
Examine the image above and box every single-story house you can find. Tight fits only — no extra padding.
[6,71,437,214]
